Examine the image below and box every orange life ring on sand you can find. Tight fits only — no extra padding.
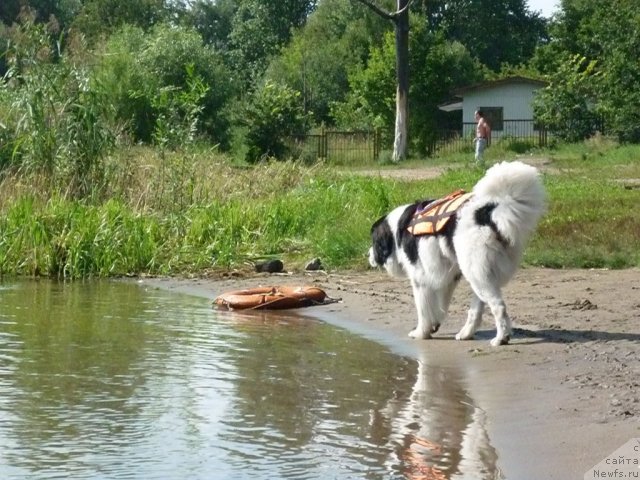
[213,285,328,310]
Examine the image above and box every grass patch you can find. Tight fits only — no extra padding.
[1,141,640,278]
[526,173,640,268]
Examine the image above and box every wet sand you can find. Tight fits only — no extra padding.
[141,267,640,479]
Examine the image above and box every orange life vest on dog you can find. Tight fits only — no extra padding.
[407,189,474,236]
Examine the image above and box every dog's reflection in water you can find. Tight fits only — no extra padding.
[372,356,501,480]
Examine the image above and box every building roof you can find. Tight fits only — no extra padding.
[438,100,463,112]
[451,76,548,95]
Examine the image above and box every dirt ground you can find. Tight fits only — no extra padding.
[145,266,640,480]
[349,155,558,181]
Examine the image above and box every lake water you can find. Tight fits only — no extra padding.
[0,280,503,479]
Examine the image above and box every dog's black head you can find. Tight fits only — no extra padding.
[368,203,428,276]
[369,199,460,274]
[369,215,395,267]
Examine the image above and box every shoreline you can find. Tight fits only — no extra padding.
[141,267,640,479]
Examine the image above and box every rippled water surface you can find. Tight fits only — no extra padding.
[0,280,502,479]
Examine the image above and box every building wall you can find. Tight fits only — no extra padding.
[462,83,543,137]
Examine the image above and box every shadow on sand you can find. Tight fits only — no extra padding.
[501,327,640,344]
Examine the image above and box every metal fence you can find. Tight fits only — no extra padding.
[427,120,549,156]
[286,120,551,163]
[286,129,382,165]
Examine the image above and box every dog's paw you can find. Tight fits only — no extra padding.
[490,335,510,347]
[408,328,431,340]
[455,327,474,341]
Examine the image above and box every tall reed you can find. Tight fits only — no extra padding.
[4,141,640,278]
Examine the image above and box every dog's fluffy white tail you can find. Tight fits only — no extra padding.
[472,161,546,246]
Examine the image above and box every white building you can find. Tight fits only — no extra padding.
[440,76,548,139]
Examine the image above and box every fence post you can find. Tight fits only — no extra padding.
[539,125,547,148]
[373,128,380,161]
[319,125,327,160]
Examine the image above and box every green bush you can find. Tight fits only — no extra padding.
[239,81,311,162]
[96,24,234,147]
[533,55,603,142]
[0,18,117,196]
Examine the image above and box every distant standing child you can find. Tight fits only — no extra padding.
[474,109,491,166]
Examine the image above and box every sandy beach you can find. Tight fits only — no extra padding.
[143,266,640,479]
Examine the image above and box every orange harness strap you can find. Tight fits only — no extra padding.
[407,189,474,236]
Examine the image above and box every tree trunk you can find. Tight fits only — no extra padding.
[393,0,409,162]
[353,0,411,162]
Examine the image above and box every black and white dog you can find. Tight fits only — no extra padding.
[368,161,545,346]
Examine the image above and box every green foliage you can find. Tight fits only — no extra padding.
[533,54,602,142]
[150,64,209,151]
[332,21,483,154]
[1,17,117,196]
[415,0,548,71]
[534,0,640,142]
[227,0,318,87]
[331,30,395,130]
[240,81,311,163]
[183,0,237,53]
[3,143,640,277]
[4,0,640,278]
[0,1,21,26]
[265,0,387,124]
[595,7,640,142]
[92,25,149,139]
[527,174,640,269]
[0,161,424,276]
[409,26,485,154]
[0,196,161,277]
[0,1,79,29]
[96,23,233,147]
[71,0,169,41]
[495,136,537,154]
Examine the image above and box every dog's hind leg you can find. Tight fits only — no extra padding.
[455,293,485,341]
[466,283,512,346]
[487,297,512,347]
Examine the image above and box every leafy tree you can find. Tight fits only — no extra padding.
[150,64,209,151]
[598,34,640,141]
[71,0,169,41]
[549,0,603,60]
[346,0,545,159]
[265,0,385,124]
[182,0,237,53]
[239,81,311,162]
[1,0,80,27]
[333,19,482,154]
[228,0,318,88]
[414,0,548,71]
[533,54,602,142]
[560,0,640,142]
[353,0,411,162]
[409,27,485,153]
[96,24,233,146]
[331,31,395,131]
[534,0,640,142]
